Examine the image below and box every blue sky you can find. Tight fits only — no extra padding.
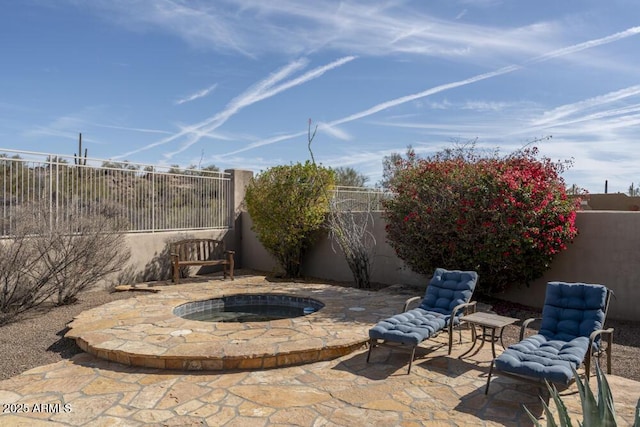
[1,1,639,193]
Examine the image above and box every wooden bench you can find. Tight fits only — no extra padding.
[170,239,234,284]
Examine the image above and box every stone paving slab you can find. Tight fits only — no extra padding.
[1,334,639,426]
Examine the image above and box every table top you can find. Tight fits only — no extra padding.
[460,311,519,328]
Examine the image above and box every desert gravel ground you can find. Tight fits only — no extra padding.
[0,279,638,383]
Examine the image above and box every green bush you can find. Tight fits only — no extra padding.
[383,146,581,294]
[245,161,335,278]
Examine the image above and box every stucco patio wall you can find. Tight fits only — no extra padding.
[114,169,254,284]
[500,211,640,321]
[240,210,640,321]
[118,229,232,284]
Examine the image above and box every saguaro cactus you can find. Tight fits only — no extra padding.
[74,133,87,166]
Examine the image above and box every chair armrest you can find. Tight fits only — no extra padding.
[448,301,476,336]
[589,327,614,346]
[224,250,235,255]
[402,296,422,312]
[451,301,477,318]
[519,317,542,341]
[587,328,614,375]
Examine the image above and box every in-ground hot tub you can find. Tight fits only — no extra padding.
[173,294,325,323]
[66,281,404,371]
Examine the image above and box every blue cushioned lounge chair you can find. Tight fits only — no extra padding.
[367,268,478,374]
[485,281,613,394]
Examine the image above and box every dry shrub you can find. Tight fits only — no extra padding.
[0,201,130,323]
[327,198,376,289]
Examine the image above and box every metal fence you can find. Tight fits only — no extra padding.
[330,186,393,212]
[0,149,232,236]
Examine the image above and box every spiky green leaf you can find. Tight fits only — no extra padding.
[546,380,574,427]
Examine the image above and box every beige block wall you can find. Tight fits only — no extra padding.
[500,211,640,321]
[118,168,252,284]
[240,211,640,321]
[240,211,427,287]
[118,229,232,284]
[585,193,640,211]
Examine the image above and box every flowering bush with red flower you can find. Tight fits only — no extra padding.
[383,146,581,295]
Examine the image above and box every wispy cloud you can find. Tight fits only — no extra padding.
[455,9,468,20]
[220,130,308,157]
[163,55,356,158]
[522,106,640,137]
[114,56,356,160]
[526,26,640,64]
[218,64,521,158]
[175,83,218,105]
[221,25,640,157]
[113,58,308,158]
[317,122,351,141]
[24,127,79,140]
[237,1,558,60]
[332,65,521,127]
[342,27,640,125]
[80,0,560,62]
[92,123,174,135]
[531,85,640,127]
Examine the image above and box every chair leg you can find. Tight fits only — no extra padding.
[447,322,455,355]
[485,360,495,395]
[408,346,416,374]
[606,333,612,375]
[366,339,375,363]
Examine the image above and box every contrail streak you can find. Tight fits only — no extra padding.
[224,25,640,156]
[115,56,355,159]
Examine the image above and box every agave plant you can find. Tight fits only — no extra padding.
[524,362,640,426]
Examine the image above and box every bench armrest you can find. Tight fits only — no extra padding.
[402,296,422,312]
[519,317,542,341]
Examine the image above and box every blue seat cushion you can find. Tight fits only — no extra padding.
[494,334,589,385]
[368,308,447,346]
[539,282,606,343]
[494,282,608,385]
[419,269,477,316]
[368,268,478,347]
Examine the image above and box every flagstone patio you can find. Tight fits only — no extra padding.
[0,275,638,426]
[64,277,408,371]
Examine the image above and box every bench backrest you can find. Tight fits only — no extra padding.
[171,239,226,261]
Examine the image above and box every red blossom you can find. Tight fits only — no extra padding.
[383,145,578,294]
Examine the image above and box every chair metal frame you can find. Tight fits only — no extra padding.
[484,286,613,394]
[367,296,477,374]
